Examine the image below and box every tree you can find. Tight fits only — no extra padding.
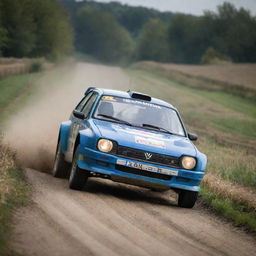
[75,6,134,63]
[0,25,7,56]
[166,2,256,64]
[0,0,73,59]
[137,19,170,62]
[210,2,256,62]
[31,0,73,59]
[167,14,205,63]
[0,0,36,57]
[0,3,8,56]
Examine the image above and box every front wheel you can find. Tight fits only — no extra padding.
[178,190,198,208]
[69,146,89,190]
[52,142,70,178]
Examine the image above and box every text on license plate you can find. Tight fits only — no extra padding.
[116,159,178,176]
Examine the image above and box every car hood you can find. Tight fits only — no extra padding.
[93,119,197,157]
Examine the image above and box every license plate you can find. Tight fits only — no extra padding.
[116,159,178,176]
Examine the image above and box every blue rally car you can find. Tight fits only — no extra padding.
[53,87,207,208]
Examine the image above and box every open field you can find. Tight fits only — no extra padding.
[137,61,256,90]
[134,61,256,101]
[1,61,256,255]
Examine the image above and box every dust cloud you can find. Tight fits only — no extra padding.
[3,62,129,172]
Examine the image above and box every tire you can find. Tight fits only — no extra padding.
[52,142,70,178]
[178,190,198,208]
[69,145,89,190]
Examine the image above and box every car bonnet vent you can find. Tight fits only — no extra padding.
[128,90,151,101]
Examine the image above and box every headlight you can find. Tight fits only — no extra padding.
[181,156,196,170]
[98,139,113,153]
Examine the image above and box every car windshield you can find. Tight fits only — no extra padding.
[94,96,186,136]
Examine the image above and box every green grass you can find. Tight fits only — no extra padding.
[218,165,256,189]
[0,72,41,126]
[0,165,30,255]
[0,72,39,255]
[200,187,256,232]
[0,73,38,108]
[212,118,256,138]
[205,142,256,189]
[195,90,256,119]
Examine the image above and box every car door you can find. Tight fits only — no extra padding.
[67,92,98,160]
[67,92,93,160]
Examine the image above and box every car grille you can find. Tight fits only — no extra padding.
[117,146,180,168]
[115,165,172,180]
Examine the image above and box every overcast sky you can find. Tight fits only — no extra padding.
[93,0,256,15]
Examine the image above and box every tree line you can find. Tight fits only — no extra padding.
[1,0,255,64]
[0,0,73,59]
[60,0,256,64]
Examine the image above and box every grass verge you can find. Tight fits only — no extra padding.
[0,73,41,126]
[0,69,42,255]
[0,140,31,256]
[200,186,256,233]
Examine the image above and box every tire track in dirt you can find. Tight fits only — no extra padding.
[11,169,256,256]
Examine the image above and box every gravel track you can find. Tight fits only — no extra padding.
[11,169,256,256]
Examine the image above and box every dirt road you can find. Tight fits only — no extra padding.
[5,62,256,255]
[11,169,256,256]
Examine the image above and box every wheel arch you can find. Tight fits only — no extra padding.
[74,134,80,158]
[197,152,207,172]
[59,120,72,153]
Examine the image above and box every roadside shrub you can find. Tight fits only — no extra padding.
[201,47,232,64]
[29,61,43,73]
[0,137,30,255]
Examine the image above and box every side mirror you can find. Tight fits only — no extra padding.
[188,132,198,141]
[73,110,85,119]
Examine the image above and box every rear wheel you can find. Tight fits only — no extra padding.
[52,142,70,178]
[69,145,89,190]
[178,190,198,208]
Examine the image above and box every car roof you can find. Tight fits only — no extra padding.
[93,88,175,109]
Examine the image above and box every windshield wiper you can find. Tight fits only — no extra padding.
[142,123,174,135]
[98,114,133,126]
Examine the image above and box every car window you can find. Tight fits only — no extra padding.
[75,92,93,111]
[94,96,185,136]
[81,92,98,117]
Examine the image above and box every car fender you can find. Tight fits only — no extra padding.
[78,128,96,149]
[196,152,207,172]
[59,120,72,154]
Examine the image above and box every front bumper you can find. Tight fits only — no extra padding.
[78,146,205,192]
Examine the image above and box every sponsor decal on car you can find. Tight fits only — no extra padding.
[102,96,116,101]
[113,125,169,139]
[135,136,166,148]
